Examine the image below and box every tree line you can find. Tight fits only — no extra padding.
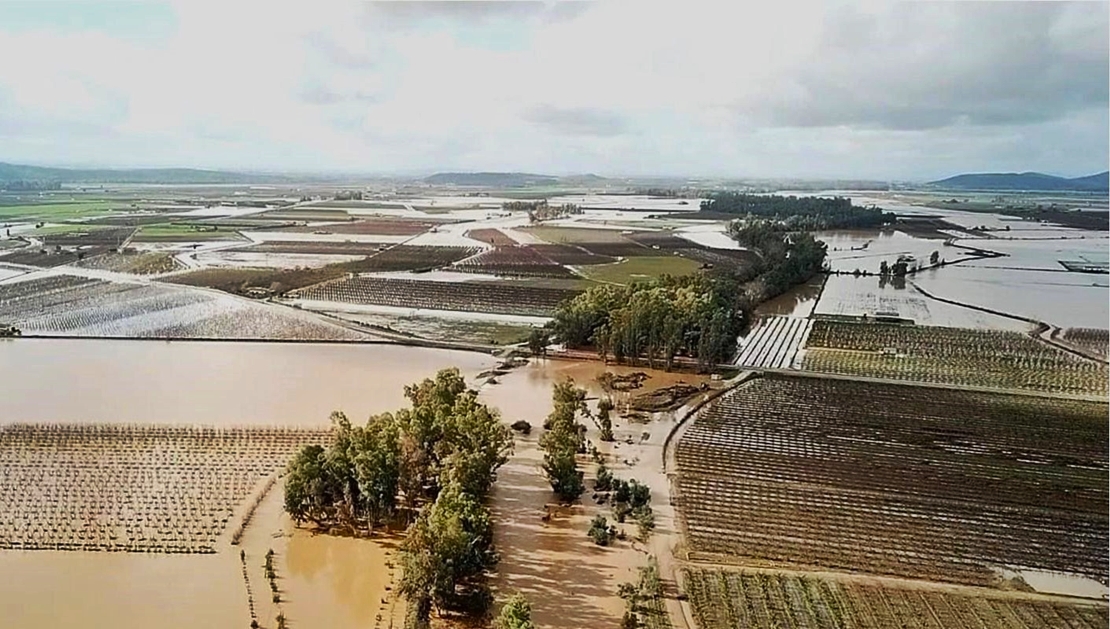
[726,219,828,301]
[283,368,513,624]
[1,179,62,191]
[548,273,750,371]
[700,192,895,230]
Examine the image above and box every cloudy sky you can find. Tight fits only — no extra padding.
[0,1,1106,180]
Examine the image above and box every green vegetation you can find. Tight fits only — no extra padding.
[0,202,113,221]
[540,379,587,502]
[700,193,895,229]
[578,256,702,285]
[726,220,828,300]
[493,593,536,629]
[28,223,114,236]
[284,369,512,623]
[588,514,616,546]
[618,557,670,629]
[525,226,631,244]
[133,222,243,241]
[550,273,749,370]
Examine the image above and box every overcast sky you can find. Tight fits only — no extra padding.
[0,1,1106,180]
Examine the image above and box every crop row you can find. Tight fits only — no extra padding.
[683,568,1108,629]
[292,276,578,317]
[734,316,813,368]
[0,274,100,304]
[2,278,362,340]
[802,320,1108,394]
[1061,327,1109,361]
[674,374,1109,585]
[0,424,330,553]
[452,245,577,278]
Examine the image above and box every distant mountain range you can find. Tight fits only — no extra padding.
[0,162,289,185]
[929,171,1109,192]
[422,172,609,187]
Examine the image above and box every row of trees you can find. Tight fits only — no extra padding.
[540,379,588,502]
[1,179,62,191]
[727,220,829,301]
[549,271,751,370]
[283,368,513,624]
[700,192,895,229]
[502,199,583,221]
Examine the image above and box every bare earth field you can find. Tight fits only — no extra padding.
[674,373,1108,589]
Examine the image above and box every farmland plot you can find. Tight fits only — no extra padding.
[675,374,1108,588]
[802,320,1108,395]
[734,317,813,368]
[684,568,1108,629]
[0,424,329,553]
[451,245,576,278]
[1060,328,1109,361]
[0,276,365,340]
[291,276,578,317]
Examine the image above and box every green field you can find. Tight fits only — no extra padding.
[26,223,116,236]
[578,255,701,284]
[0,202,114,221]
[132,222,244,241]
[525,225,633,244]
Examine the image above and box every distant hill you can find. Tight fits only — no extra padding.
[423,172,560,187]
[929,171,1109,192]
[0,162,289,185]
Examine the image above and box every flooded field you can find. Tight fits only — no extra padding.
[913,265,1108,329]
[0,339,498,425]
[0,337,709,629]
[814,274,1032,330]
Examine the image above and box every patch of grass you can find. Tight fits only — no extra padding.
[133,222,244,241]
[28,223,115,236]
[578,255,702,285]
[0,202,114,221]
[525,226,637,244]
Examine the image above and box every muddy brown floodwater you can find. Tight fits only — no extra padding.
[0,338,708,629]
[481,359,712,629]
[0,338,499,425]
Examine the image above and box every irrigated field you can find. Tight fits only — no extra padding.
[734,317,813,368]
[684,568,1108,629]
[675,374,1108,587]
[0,424,330,553]
[291,276,578,317]
[802,320,1108,395]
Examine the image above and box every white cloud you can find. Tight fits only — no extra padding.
[0,1,1105,178]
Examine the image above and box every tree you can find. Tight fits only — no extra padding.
[588,514,615,546]
[541,379,587,501]
[879,260,890,276]
[526,328,549,357]
[399,482,497,618]
[494,593,535,629]
[596,398,614,442]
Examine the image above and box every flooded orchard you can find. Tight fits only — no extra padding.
[0,338,706,629]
